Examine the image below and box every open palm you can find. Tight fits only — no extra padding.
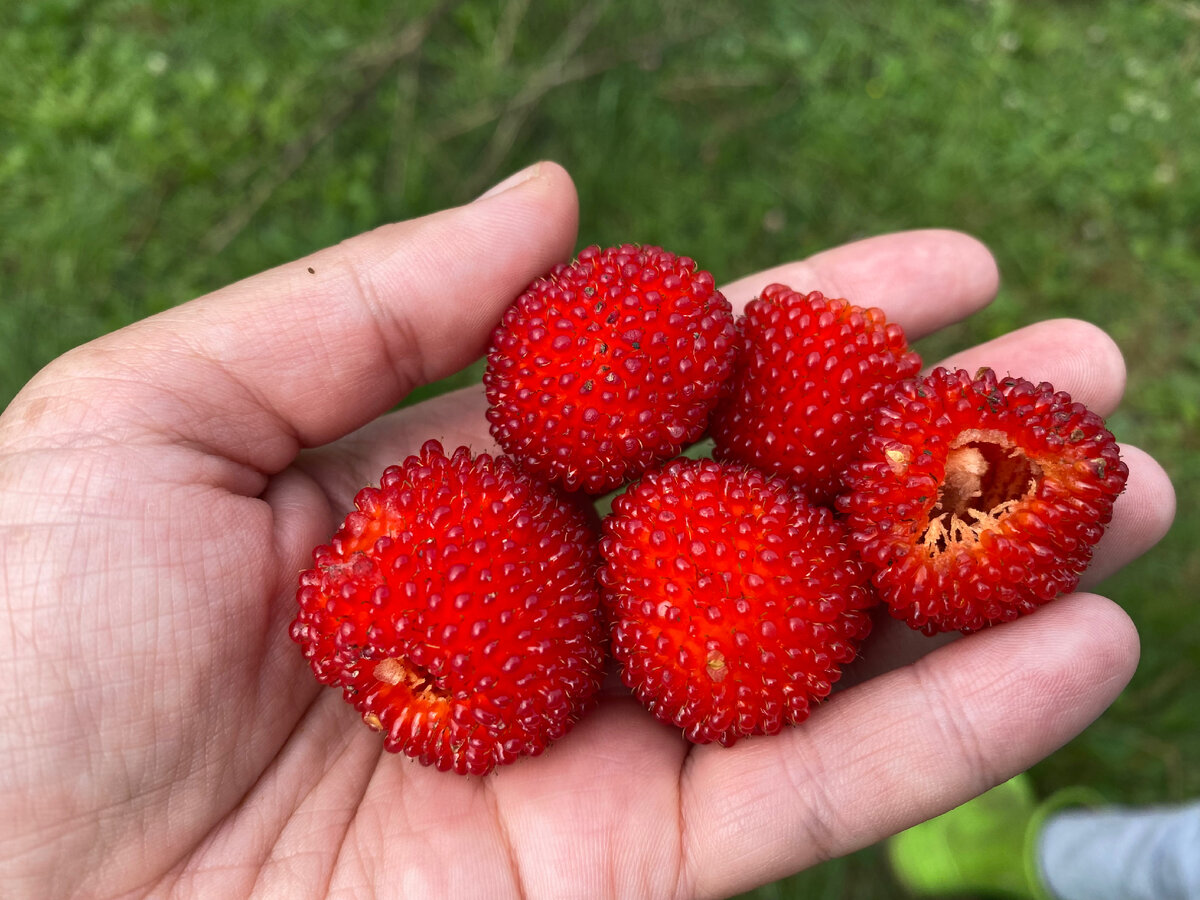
[0,163,1174,899]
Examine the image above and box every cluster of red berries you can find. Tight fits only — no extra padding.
[290,243,1128,775]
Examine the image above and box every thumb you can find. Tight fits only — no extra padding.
[5,162,578,476]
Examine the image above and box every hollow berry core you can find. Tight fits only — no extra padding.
[921,429,1041,555]
[373,657,444,700]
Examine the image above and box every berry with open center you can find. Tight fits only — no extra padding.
[838,367,1128,634]
[290,440,606,775]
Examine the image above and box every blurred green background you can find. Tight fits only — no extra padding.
[2,0,1196,896]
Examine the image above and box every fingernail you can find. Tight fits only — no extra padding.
[474,162,542,202]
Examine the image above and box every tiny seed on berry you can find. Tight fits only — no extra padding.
[885,448,910,474]
[374,658,405,685]
[706,650,728,682]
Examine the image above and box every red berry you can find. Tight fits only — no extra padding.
[599,457,874,746]
[485,244,737,494]
[838,367,1128,634]
[711,285,921,505]
[290,440,605,775]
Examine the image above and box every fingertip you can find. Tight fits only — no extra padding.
[309,163,580,395]
[936,317,1127,415]
[521,160,579,207]
[1123,443,1178,539]
[899,592,1140,727]
[538,161,581,229]
[473,160,580,233]
[1118,444,1176,540]
[1058,592,1141,691]
[719,228,1000,335]
[1082,443,1176,587]
[896,227,1000,312]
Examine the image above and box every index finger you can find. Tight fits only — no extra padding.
[721,229,1001,338]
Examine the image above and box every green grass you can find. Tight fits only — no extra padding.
[3,1,1197,896]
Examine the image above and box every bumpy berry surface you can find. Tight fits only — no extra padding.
[711,285,921,505]
[839,367,1128,634]
[485,244,737,494]
[290,440,605,775]
[599,457,874,746]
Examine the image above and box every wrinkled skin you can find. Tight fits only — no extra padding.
[0,163,1174,899]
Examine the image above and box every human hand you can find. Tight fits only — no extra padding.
[0,162,1174,899]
